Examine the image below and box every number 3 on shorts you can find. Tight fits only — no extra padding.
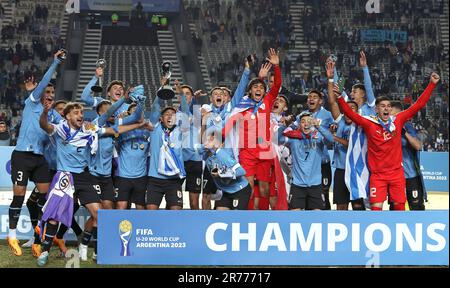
[17,171,23,182]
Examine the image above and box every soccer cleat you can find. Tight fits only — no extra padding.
[92,251,97,261]
[37,251,49,267]
[53,238,68,255]
[78,244,88,261]
[6,237,22,256]
[32,244,42,258]
[21,236,35,248]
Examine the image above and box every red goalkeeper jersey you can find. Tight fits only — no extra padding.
[337,82,436,174]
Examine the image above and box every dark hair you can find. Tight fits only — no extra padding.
[96,100,112,114]
[46,83,55,88]
[298,111,312,120]
[352,83,366,93]
[308,89,323,98]
[375,96,392,106]
[220,86,232,96]
[127,102,137,114]
[0,121,6,126]
[63,102,83,118]
[278,94,289,106]
[107,80,124,93]
[346,100,358,108]
[180,85,194,96]
[209,86,223,95]
[247,78,267,92]
[52,100,67,108]
[161,106,176,114]
[390,100,403,111]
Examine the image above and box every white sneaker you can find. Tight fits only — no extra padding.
[78,244,88,261]
[22,236,35,248]
[37,251,49,266]
[92,251,97,261]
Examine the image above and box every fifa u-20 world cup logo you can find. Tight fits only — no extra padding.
[119,220,132,256]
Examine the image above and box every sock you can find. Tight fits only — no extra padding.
[393,203,405,211]
[33,224,42,244]
[371,206,382,211]
[9,195,25,233]
[71,202,83,236]
[26,188,40,228]
[56,224,69,240]
[37,193,47,219]
[8,229,16,239]
[42,222,58,252]
[81,230,92,246]
[92,227,98,254]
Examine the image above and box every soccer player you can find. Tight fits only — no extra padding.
[391,101,427,210]
[325,62,365,210]
[200,129,251,210]
[221,87,232,104]
[38,101,100,266]
[114,97,149,211]
[39,101,144,264]
[201,58,254,205]
[146,106,185,210]
[178,84,207,210]
[7,50,64,257]
[252,94,292,210]
[224,48,281,210]
[285,89,334,210]
[336,73,440,210]
[22,99,68,253]
[330,53,376,206]
[80,65,129,115]
[278,112,335,210]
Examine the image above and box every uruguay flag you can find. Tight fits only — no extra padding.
[345,125,370,200]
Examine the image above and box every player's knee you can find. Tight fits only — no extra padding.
[351,199,365,210]
[13,185,26,196]
[370,202,383,211]
[392,202,405,211]
[259,183,269,197]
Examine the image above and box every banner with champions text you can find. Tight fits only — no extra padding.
[98,210,448,266]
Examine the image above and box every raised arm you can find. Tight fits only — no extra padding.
[29,51,62,102]
[96,97,126,127]
[174,80,189,115]
[40,99,55,134]
[102,121,147,136]
[326,61,341,120]
[314,120,335,144]
[80,66,104,107]
[337,95,367,127]
[397,73,439,125]
[360,51,375,107]
[149,95,161,125]
[120,99,145,126]
[404,131,422,151]
[265,48,281,106]
[230,61,252,109]
[48,108,63,124]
